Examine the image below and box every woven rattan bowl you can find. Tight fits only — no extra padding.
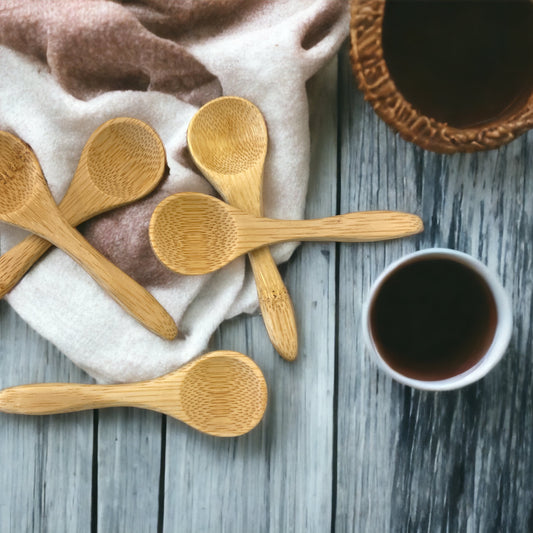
[350,0,533,153]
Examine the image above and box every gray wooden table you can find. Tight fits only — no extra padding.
[1,45,532,533]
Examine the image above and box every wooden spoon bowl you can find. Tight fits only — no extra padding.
[149,192,239,275]
[82,118,165,201]
[176,351,267,436]
[188,96,267,179]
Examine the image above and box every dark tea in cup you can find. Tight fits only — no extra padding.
[362,249,512,390]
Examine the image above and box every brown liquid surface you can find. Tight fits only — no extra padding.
[370,258,498,381]
[382,0,533,128]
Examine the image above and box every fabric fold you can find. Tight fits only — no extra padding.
[0,0,349,382]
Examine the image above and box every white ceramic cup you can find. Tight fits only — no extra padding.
[362,248,513,391]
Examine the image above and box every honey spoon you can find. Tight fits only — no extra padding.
[0,117,166,298]
[0,131,177,340]
[0,350,267,437]
[187,96,298,361]
[149,192,424,275]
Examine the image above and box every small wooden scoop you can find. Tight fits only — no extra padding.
[149,192,424,275]
[187,96,298,361]
[0,131,177,340]
[0,351,268,437]
[0,117,166,298]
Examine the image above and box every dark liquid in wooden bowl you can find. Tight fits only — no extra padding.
[382,0,533,128]
[370,258,498,381]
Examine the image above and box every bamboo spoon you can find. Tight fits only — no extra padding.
[0,117,166,298]
[0,131,177,340]
[149,192,424,275]
[187,96,298,361]
[0,350,267,437]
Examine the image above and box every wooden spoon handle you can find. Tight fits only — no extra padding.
[262,211,424,243]
[0,185,108,299]
[44,217,177,340]
[0,383,135,415]
[248,246,298,361]
[0,234,53,298]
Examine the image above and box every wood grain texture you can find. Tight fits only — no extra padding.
[0,301,93,533]
[335,43,533,533]
[187,96,298,361]
[162,58,338,532]
[149,190,423,274]
[0,130,177,340]
[96,408,163,533]
[244,246,299,361]
[1,47,532,533]
[0,351,267,437]
[0,117,166,299]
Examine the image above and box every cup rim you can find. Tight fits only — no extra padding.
[362,248,513,391]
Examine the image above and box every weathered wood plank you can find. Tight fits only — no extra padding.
[5,43,531,533]
[161,58,338,533]
[335,44,533,533]
[96,409,163,532]
[0,301,93,533]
